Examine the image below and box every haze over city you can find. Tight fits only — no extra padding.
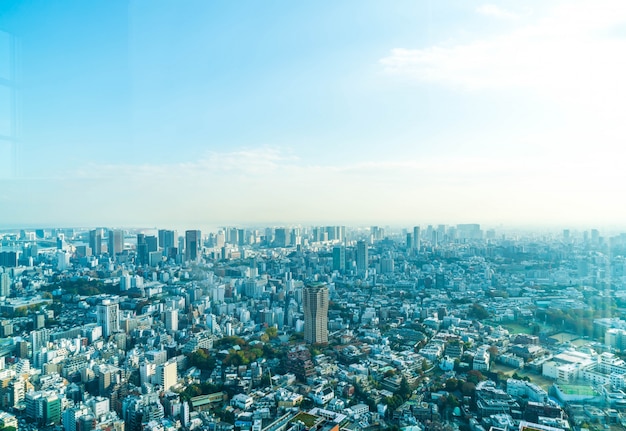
[1,0,625,229]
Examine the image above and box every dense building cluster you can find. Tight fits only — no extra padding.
[1,224,626,431]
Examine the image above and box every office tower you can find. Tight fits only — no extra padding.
[165,308,178,333]
[0,252,17,267]
[31,328,50,355]
[63,405,89,431]
[0,320,13,337]
[98,366,115,396]
[303,284,329,344]
[97,300,120,337]
[89,229,103,255]
[226,227,239,245]
[34,313,45,329]
[435,272,446,289]
[371,226,384,241]
[356,240,368,274]
[17,340,28,358]
[145,235,158,252]
[274,228,288,247]
[136,233,148,266]
[158,229,175,252]
[413,226,420,251]
[332,246,345,272]
[381,255,394,274]
[436,224,446,245]
[185,230,201,262]
[0,272,10,297]
[108,229,124,256]
[25,391,61,426]
[591,229,600,244]
[156,358,178,392]
[290,228,301,246]
[457,224,482,240]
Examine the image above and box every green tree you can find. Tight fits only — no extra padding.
[467,370,485,384]
[445,378,459,392]
[461,381,476,396]
[469,303,490,320]
[398,377,412,400]
[265,326,278,339]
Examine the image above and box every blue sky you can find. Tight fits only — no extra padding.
[1,0,625,230]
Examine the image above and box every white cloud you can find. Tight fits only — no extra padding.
[476,4,519,20]
[380,0,626,104]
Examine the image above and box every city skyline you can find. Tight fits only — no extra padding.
[1,1,625,228]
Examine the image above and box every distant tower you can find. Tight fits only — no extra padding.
[412,226,420,251]
[332,245,345,272]
[158,229,175,255]
[303,284,329,344]
[274,228,288,247]
[136,234,148,266]
[185,230,201,262]
[108,229,124,256]
[356,240,368,274]
[89,229,103,256]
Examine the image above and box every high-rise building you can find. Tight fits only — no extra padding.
[107,229,124,256]
[145,235,158,252]
[303,284,329,344]
[0,272,10,297]
[31,328,50,355]
[356,240,368,274]
[165,308,178,333]
[0,252,17,267]
[26,392,61,426]
[63,405,90,431]
[97,300,120,337]
[413,226,420,251]
[185,230,201,262]
[136,233,148,265]
[158,229,176,253]
[274,228,288,247]
[156,358,178,392]
[332,246,345,272]
[89,229,103,255]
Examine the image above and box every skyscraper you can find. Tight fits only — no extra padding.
[89,229,103,255]
[108,229,124,256]
[332,245,345,272]
[303,284,329,344]
[136,233,148,266]
[413,226,420,251]
[185,230,201,262]
[165,308,178,333]
[356,240,368,274]
[158,229,175,252]
[274,228,288,247]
